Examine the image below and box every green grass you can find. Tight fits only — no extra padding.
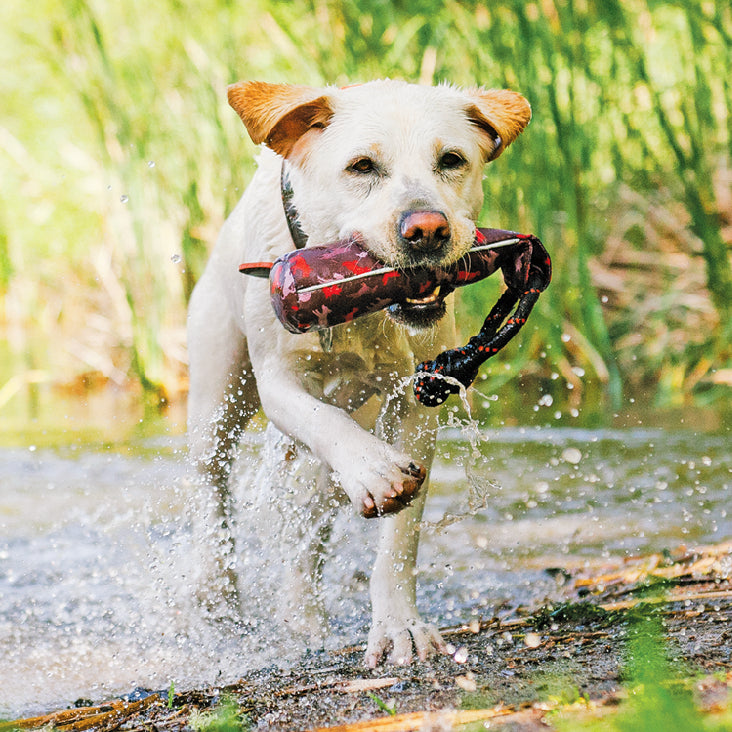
[188,696,251,732]
[367,691,397,716]
[1,0,730,416]
[552,612,729,732]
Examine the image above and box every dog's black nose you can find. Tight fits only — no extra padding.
[399,211,451,253]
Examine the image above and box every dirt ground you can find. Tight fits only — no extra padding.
[4,543,731,732]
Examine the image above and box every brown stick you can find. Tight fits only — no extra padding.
[1,695,160,732]
[305,706,516,732]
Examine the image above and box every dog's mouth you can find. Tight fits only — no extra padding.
[406,284,443,307]
[387,284,448,328]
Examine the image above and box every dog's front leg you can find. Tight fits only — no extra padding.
[365,404,447,667]
[253,356,425,518]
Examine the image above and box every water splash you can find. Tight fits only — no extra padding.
[1,406,730,718]
[412,373,502,533]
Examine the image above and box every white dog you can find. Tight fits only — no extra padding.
[187,80,530,666]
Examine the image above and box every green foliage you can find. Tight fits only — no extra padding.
[533,671,586,708]
[367,691,397,715]
[1,0,730,410]
[189,696,251,732]
[554,612,728,732]
[615,614,699,732]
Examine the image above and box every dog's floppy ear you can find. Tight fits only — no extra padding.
[228,81,333,159]
[466,89,532,161]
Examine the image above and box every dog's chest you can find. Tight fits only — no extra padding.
[295,315,414,413]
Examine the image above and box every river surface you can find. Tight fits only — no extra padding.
[1,419,730,718]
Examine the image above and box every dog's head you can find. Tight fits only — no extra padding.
[229,80,531,328]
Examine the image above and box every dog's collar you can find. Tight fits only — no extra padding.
[281,160,333,351]
[281,162,309,250]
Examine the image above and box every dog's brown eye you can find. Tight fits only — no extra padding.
[438,151,466,170]
[348,157,377,174]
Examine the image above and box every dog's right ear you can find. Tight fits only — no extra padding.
[227,81,333,159]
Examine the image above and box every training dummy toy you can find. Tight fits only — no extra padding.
[240,227,551,406]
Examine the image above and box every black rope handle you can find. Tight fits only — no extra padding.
[413,235,552,407]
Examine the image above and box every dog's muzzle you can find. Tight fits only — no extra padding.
[398,210,451,255]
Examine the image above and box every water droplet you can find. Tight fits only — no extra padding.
[538,394,553,407]
[561,333,571,342]
[455,672,477,691]
[171,254,182,263]
[524,632,542,648]
[120,194,129,203]
[561,447,582,464]
[147,160,156,168]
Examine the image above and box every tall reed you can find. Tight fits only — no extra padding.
[1,0,729,417]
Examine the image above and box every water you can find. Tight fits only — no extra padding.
[1,422,730,719]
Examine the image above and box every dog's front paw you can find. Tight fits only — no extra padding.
[359,461,425,518]
[364,616,447,667]
[332,443,426,517]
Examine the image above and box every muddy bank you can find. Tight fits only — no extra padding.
[5,542,731,731]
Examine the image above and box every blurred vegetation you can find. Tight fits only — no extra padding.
[1,0,730,421]
[555,612,732,731]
